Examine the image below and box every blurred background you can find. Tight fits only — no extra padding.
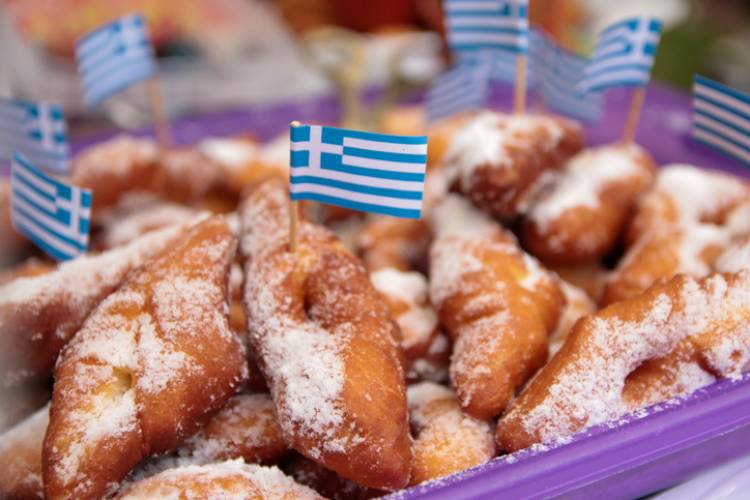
[1,0,749,136]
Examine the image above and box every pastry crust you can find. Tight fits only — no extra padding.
[442,112,583,219]
[497,271,750,452]
[43,216,246,499]
[523,143,656,264]
[239,179,412,491]
[429,195,564,419]
[0,403,49,500]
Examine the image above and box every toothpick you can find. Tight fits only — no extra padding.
[289,120,301,252]
[622,87,646,144]
[514,55,527,114]
[146,77,172,148]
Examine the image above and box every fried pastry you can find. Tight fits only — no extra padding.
[441,112,583,219]
[356,216,430,272]
[115,460,322,499]
[95,201,199,250]
[522,143,656,264]
[549,281,596,358]
[239,179,412,490]
[0,403,48,500]
[408,382,496,485]
[429,194,564,419]
[0,220,199,388]
[603,166,750,305]
[286,455,383,500]
[181,393,290,465]
[497,271,750,452]
[43,216,246,499]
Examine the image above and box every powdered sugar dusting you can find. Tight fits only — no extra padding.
[430,194,497,239]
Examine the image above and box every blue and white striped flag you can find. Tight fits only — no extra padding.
[10,153,92,260]
[0,98,70,175]
[426,60,491,124]
[539,43,602,122]
[580,16,662,93]
[75,13,157,107]
[692,75,750,166]
[290,125,428,219]
[444,0,529,55]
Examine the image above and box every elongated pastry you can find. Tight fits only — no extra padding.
[115,460,322,499]
[523,143,656,264]
[240,179,412,491]
[0,403,49,500]
[43,216,246,500]
[0,219,200,388]
[603,166,750,305]
[429,194,564,419]
[408,382,495,485]
[497,271,750,452]
[441,112,583,219]
[181,392,290,465]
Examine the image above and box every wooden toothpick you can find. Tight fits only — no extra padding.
[146,77,172,148]
[622,86,646,144]
[289,120,301,252]
[514,55,528,114]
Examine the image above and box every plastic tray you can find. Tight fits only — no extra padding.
[69,83,750,499]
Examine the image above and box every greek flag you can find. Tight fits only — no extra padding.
[75,13,156,107]
[10,153,92,260]
[580,16,662,93]
[692,75,750,166]
[444,0,529,55]
[426,60,491,124]
[290,125,428,219]
[0,98,70,175]
[539,42,602,122]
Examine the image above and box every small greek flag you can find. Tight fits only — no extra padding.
[444,0,529,55]
[0,98,70,174]
[290,125,428,219]
[580,16,662,93]
[10,153,92,260]
[692,75,750,166]
[426,60,491,124]
[75,13,156,107]
[539,41,602,122]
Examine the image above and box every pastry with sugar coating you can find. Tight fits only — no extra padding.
[115,460,323,499]
[43,217,246,500]
[523,143,656,264]
[497,271,750,452]
[0,403,48,500]
[239,179,412,491]
[408,382,496,485]
[94,201,199,250]
[603,165,750,305]
[441,111,583,219]
[0,219,201,388]
[548,281,596,358]
[286,455,383,499]
[429,194,564,419]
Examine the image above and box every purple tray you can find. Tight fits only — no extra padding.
[68,82,749,499]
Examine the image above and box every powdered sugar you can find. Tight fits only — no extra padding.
[430,194,497,239]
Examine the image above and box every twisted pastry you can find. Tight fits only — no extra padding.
[239,179,412,491]
[522,143,656,264]
[0,220,198,388]
[115,460,322,499]
[408,382,496,485]
[441,112,583,219]
[603,166,750,305]
[497,271,750,452]
[43,216,246,499]
[0,403,48,500]
[429,194,564,419]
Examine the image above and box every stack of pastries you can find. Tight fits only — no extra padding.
[1,108,750,499]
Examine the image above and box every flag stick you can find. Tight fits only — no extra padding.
[622,86,646,143]
[514,55,527,114]
[146,77,172,148]
[289,120,301,252]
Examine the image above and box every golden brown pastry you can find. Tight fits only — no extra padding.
[115,460,323,499]
[356,216,431,272]
[548,281,596,358]
[0,403,49,500]
[0,220,199,388]
[497,271,750,452]
[239,179,412,491]
[441,112,584,219]
[522,143,656,264]
[43,216,246,500]
[408,382,495,485]
[429,194,564,419]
